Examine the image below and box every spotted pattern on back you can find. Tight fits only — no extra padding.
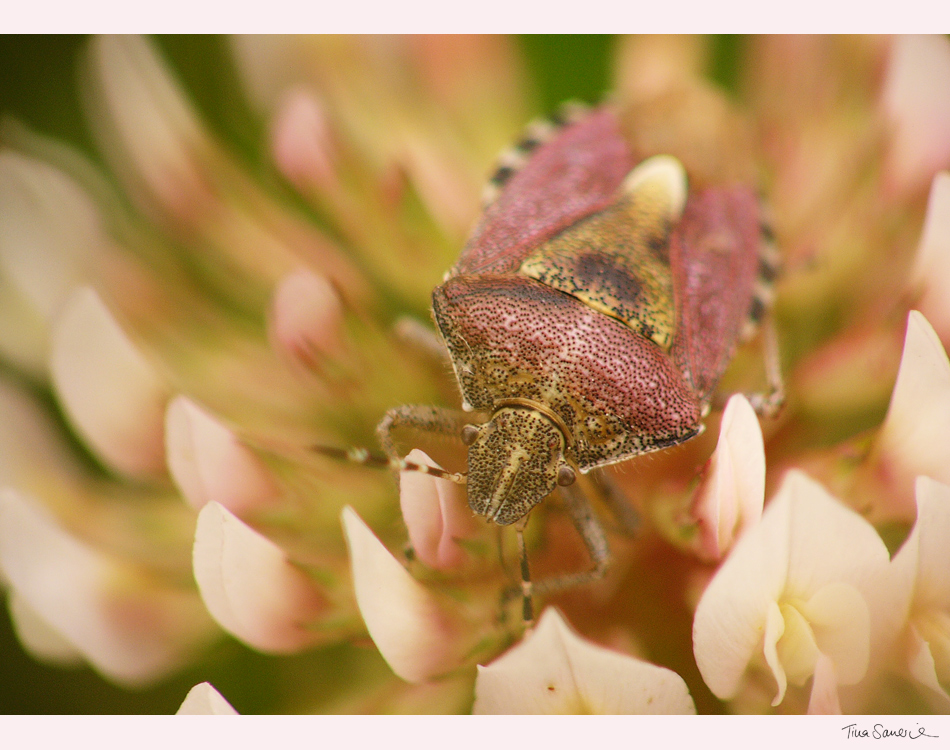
[518,168,681,349]
[433,275,702,471]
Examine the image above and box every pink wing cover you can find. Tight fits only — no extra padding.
[433,275,701,467]
[670,186,762,401]
[454,107,636,275]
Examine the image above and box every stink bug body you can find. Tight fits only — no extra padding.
[337,103,780,616]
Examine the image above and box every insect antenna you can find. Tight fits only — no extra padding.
[310,445,467,485]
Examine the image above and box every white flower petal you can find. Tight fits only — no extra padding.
[893,477,950,697]
[875,311,950,516]
[341,505,476,683]
[165,397,280,513]
[800,582,870,686]
[268,267,346,368]
[693,486,791,700]
[909,173,950,339]
[691,394,765,560]
[694,471,892,704]
[193,502,327,654]
[7,592,83,667]
[762,601,788,706]
[0,489,216,686]
[50,287,170,478]
[882,35,950,193]
[907,625,948,701]
[473,608,695,714]
[902,476,950,608]
[176,682,239,715]
[399,449,479,571]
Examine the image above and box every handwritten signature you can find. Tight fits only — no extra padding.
[842,724,938,740]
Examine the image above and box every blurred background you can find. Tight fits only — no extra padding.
[0,34,746,713]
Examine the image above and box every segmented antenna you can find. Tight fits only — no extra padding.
[310,445,467,484]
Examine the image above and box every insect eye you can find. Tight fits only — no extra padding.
[461,425,480,446]
[557,466,576,487]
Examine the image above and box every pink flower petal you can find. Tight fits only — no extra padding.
[50,287,169,479]
[268,267,346,369]
[881,35,950,194]
[691,394,765,561]
[909,173,950,341]
[176,682,239,715]
[90,35,219,226]
[473,608,695,714]
[807,652,842,715]
[399,449,479,571]
[341,505,480,683]
[271,87,337,192]
[165,396,280,513]
[0,489,216,686]
[193,502,327,654]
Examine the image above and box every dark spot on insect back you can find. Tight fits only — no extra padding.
[574,252,642,305]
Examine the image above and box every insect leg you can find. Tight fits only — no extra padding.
[393,316,452,369]
[376,404,471,461]
[532,482,610,598]
[590,471,640,536]
[515,518,534,627]
[748,317,785,418]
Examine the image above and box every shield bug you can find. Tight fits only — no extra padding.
[320,102,782,621]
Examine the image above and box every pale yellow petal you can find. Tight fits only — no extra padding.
[7,591,83,667]
[875,311,950,517]
[176,682,239,715]
[341,505,477,683]
[50,287,169,478]
[193,502,327,653]
[474,608,695,715]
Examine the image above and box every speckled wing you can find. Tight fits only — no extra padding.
[669,186,762,402]
[432,274,702,470]
[453,107,636,276]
